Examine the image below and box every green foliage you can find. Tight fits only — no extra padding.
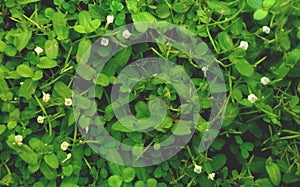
[0,0,299,186]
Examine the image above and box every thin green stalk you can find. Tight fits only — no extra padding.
[34,95,52,136]
[206,25,218,53]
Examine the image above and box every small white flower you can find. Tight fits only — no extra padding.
[248,94,258,104]
[60,141,70,151]
[106,15,114,24]
[239,41,249,50]
[153,73,158,77]
[85,126,89,133]
[262,26,270,34]
[34,46,43,55]
[42,92,51,102]
[20,82,24,86]
[37,116,45,124]
[260,77,270,85]
[100,38,109,46]
[62,153,72,163]
[122,30,131,39]
[15,135,23,142]
[208,173,215,180]
[193,164,202,174]
[65,98,72,106]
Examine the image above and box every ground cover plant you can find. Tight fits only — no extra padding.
[0,0,300,186]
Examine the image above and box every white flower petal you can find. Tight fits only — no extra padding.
[15,135,23,142]
[262,26,270,34]
[101,38,109,46]
[65,98,72,106]
[260,77,270,85]
[37,116,45,124]
[60,141,70,151]
[122,30,131,39]
[42,92,51,102]
[107,15,114,24]
[193,164,202,174]
[248,94,258,104]
[208,173,215,180]
[239,41,249,50]
[34,46,43,55]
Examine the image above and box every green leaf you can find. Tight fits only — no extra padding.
[73,25,86,34]
[253,9,268,20]
[132,12,156,22]
[73,94,91,109]
[154,167,162,178]
[44,39,58,59]
[4,45,17,57]
[132,12,156,32]
[255,178,273,187]
[108,175,122,187]
[7,121,17,130]
[172,2,190,13]
[53,81,72,98]
[95,73,110,87]
[241,149,249,158]
[273,49,300,78]
[279,34,290,51]
[19,146,38,165]
[29,137,47,153]
[135,181,145,187]
[0,124,6,135]
[32,70,43,81]
[103,47,132,76]
[172,122,192,136]
[78,11,91,27]
[112,121,134,132]
[40,161,57,180]
[263,0,276,9]
[32,181,45,187]
[207,0,231,15]
[19,79,38,100]
[52,12,69,41]
[74,11,101,33]
[125,0,138,13]
[265,162,281,186]
[62,165,73,176]
[16,30,32,51]
[0,78,13,101]
[37,56,58,69]
[76,38,92,64]
[60,183,79,187]
[16,64,34,78]
[76,63,96,80]
[0,40,7,52]
[0,174,13,186]
[20,0,40,5]
[135,101,150,119]
[234,59,254,77]
[217,32,233,51]
[44,153,59,169]
[222,103,239,127]
[122,167,136,182]
[156,4,170,19]
[243,142,254,151]
[235,135,243,144]
[211,154,227,171]
[146,178,158,187]
[247,0,263,9]
[79,114,90,128]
